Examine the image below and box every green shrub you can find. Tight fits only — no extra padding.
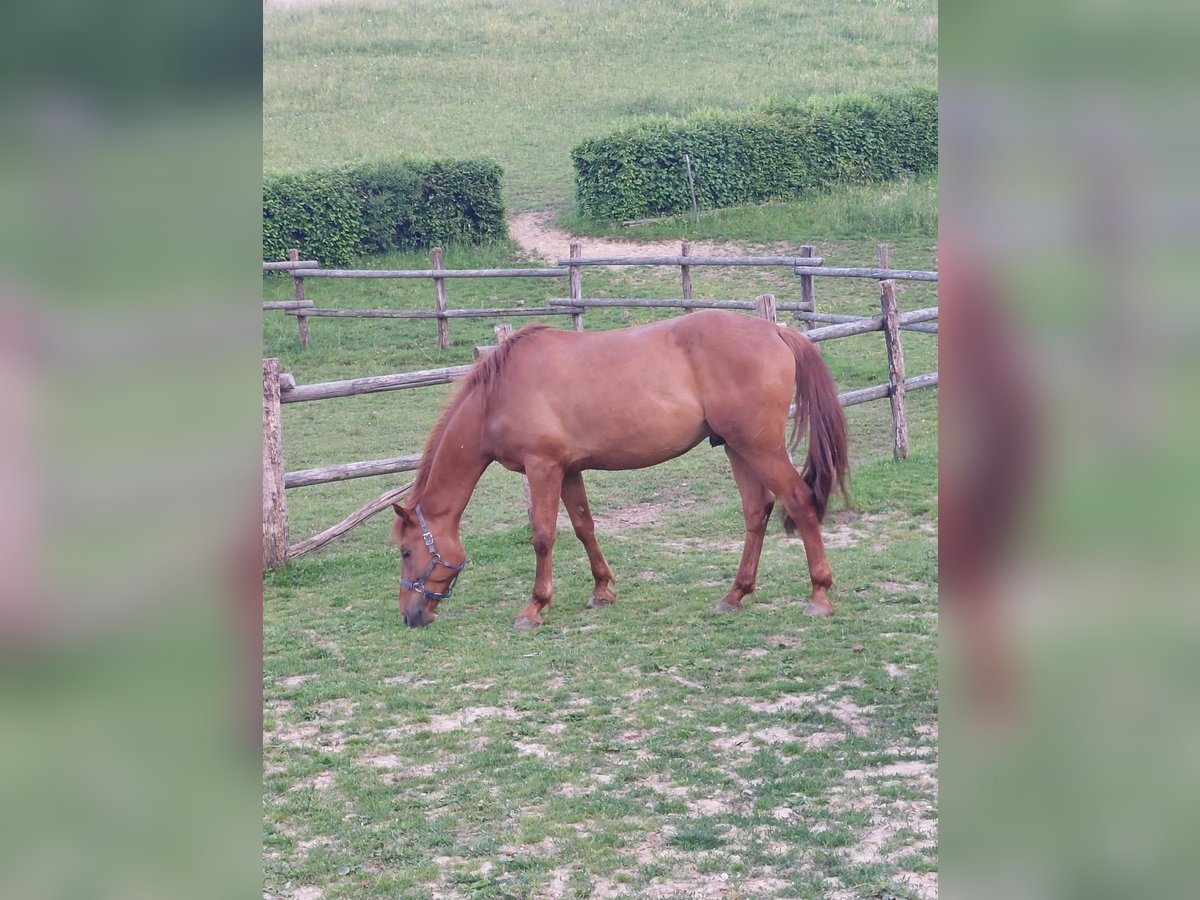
[262,170,364,267]
[349,158,507,254]
[263,157,507,264]
[571,89,937,220]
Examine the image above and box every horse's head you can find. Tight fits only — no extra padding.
[391,503,466,628]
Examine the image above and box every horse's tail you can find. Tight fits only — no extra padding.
[776,327,849,523]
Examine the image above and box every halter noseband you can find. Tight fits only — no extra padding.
[399,504,466,602]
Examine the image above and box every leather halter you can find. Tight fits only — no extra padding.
[399,504,466,602]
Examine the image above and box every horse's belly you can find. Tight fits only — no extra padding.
[568,407,708,471]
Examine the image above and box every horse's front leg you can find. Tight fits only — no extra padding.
[514,459,565,631]
[561,471,617,608]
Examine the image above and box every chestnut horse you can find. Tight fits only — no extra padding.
[391,309,848,629]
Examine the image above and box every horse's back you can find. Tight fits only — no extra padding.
[484,312,796,470]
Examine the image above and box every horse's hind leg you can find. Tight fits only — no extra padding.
[514,459,565,631]
[561,471,617,608]
[717,448,775,613]
[736,448,836,618]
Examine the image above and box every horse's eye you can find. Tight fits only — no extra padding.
[400,549,411,559]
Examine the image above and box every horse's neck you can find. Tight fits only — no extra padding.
[418,391,490,529]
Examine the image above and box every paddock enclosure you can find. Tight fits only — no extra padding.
[263,239,939,899]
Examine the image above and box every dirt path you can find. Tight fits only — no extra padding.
[509,210,774,265]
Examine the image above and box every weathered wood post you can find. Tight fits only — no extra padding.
[263,358,289,568]
[289,249,309,347]
[431,247,449,349]
[755,293,777,324]
[681,240,693,310]
[568,242,584,331]
[878,244,909,460]
[796,244,815,330]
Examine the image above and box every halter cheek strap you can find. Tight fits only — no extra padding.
[399,504,466,602]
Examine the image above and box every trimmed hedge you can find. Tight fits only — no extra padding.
[571,89,938,221]
[263,158,506,266]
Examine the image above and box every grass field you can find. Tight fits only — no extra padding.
[263,0,937,212]
[264,1,938,897]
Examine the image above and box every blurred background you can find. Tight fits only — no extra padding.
[0,1,261,897]
[2,0,1199,897]
[940,0,1200,896]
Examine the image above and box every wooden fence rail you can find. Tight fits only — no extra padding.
[285,454,421,489]
[549,298,813,311]
[264,244,935,348]
[263,259,318,271]
[553,255,825,267]
[286,306,575,321]
[290,267,571,279]
[280,364,472,404]
[805,307,939,343]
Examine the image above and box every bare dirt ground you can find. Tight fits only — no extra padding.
[509,210,775,264]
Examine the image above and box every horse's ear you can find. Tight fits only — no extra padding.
[392,503,416,525]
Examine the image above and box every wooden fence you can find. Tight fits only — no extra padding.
[263,241,935,349]
[263,248,937,567]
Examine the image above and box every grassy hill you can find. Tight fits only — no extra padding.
[263,0,937,213]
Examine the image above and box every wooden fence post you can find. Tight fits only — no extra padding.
[796,244,815,330]
[431,247,449,349]
[755,293,777,324]
[263,358,289,569]
[568,243,584,331]
[878,244,909,460]
[289,249,309,347]
[681,240,693,310]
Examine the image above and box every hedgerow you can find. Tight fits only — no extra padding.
[571,89,937,220]
[263,158,506,265]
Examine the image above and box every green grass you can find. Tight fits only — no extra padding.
[263,233,939,898]
[264,2,937,896]
[264,0,937,212]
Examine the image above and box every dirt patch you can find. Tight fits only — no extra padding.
[806,731,844,750]
[748,693,818,714]
[827,695,876,736]
[817,511,899,549]
[643,774,689,798]
[313,698,355,720]
[643,867,733,899]
[509,210,759,265]
[686,795,734,817]
[846,760,937,782]
[297,836,333,856]
[269,722,346,753]
[289,771,335,793]
[590,502,667,531]
[388,705,522,738]
[356,753,443,777]
[766,634,800,648]
[877,580,934,594]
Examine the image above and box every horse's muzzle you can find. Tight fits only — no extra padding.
[401,608,434,628]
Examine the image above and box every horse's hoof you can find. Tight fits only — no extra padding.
[716,600,743,613]
[586,595,615,609]
[513,617,541,632]
[803,601,834,617]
